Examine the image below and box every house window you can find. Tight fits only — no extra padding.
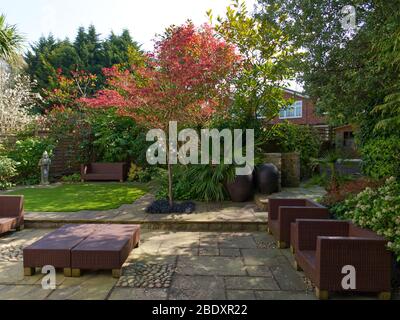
[279,100,303,119]
[343,131,354,147]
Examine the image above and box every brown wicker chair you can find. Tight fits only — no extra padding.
[81,163,127,182]
[291,219,392,300]
[267,198,330,248]
[0,195,24,235]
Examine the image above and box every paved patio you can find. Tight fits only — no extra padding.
[0,228,318,300]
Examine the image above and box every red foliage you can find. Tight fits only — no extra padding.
[321,177,385,206]
[80,22,241,130]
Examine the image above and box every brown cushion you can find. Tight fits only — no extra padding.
[83,173,121,180]
[296,249,318,284]
[23,224,99,268]
[268,219,279,236]
[71,225,140,269]
[349,223,382,239]
[0,217,17,234]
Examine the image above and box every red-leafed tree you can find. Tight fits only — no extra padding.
[81,22,241,205]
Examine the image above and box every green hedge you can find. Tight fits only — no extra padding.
[361,136,400,179]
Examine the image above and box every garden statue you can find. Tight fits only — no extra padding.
[38,151,51,185]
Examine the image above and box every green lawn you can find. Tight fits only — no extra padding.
[6,183,148,212]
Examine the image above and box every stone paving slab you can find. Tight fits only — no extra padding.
[109,287,168,300]
[0,228,388,300]
[169,275,226,300]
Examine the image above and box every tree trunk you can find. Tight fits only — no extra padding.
[167,162,173,207]
[166,129,173,207]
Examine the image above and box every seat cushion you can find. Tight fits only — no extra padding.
[0,217,17,234]
[23,224,98,268]
[268,219,279,237]
[83,173,120,181]
[296,249,318,285]
[71,225,140,269]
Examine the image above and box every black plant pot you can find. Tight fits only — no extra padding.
[255,163,279,195]
[226,172,254,202]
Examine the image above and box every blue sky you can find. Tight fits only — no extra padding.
[2,0,257,51]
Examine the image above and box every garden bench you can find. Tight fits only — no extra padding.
[81,162,127,182]
[0,195,24,236]
[267,198,330,248]
[291,219,392,300]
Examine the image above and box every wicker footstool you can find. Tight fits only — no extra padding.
[23,224,99,276]
[71,224,140,278]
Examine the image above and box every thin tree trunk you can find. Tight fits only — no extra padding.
[166,129,173,207]
[168,162,173,207]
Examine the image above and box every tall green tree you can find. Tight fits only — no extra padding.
[25,27,143,112]
[209,0,300,131]
[256,0,400,143]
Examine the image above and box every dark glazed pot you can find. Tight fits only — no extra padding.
[225,172,254,202]
[255,163,279,195]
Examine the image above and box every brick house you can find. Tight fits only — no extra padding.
[270,88,331,142]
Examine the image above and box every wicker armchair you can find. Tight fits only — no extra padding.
[0,195,24,235]
[267,198,330,248]
[291,219,392,300]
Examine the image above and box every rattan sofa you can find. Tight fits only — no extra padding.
[291,219,392,300]
[81,163,127,182]
[267,198,330,248]
[0,195,24,235]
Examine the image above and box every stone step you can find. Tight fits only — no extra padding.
[25,219,267,232]
[254,194,269,212]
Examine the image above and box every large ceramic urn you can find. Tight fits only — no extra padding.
[255,163,279,195]
[225,171,255,202]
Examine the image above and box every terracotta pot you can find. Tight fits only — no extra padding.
[226,172,254,202]
[255,163,279,195]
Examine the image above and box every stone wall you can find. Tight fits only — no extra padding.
[262,152,301,189]
[281,152,301,187]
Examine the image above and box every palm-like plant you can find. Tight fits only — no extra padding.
[311,150,341,191]
[0,14,23,61]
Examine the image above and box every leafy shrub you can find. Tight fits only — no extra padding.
[264,122,321,177]
[0,156,18,189]
[330,177,400,260]
[8,137,55,185]
[321,176,383,207]
[361,136,400,179]
[61,173,82,183]
[89,110,150,165]
[127,164,155,183]
[156,163,236,202]
[46,108,150,167]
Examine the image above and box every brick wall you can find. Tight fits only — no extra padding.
[0,132,81,178]
[270,91,327,126]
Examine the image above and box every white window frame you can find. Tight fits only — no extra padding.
[279,100,303,119]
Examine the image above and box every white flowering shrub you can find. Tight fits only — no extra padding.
[332,177,400,259]
[0,68,40,134]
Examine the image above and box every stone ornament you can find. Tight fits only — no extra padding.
[38,151,51,185]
